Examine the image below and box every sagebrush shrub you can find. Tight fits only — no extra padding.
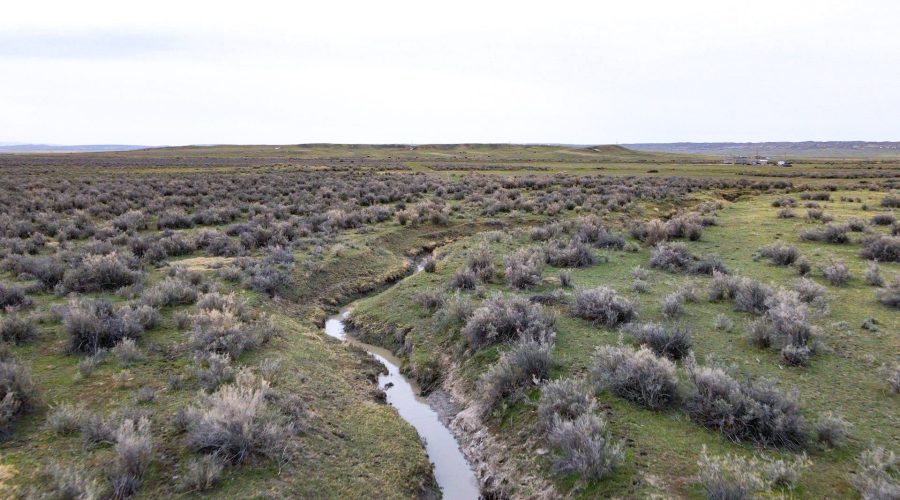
[648,242,694,272]
[660,292,684,318]
[697,446,808,500]
[449,268,477,290]
[186,371,290,463]
[0,284,32,310]
[113,338,145,366]
[882,194,900,208]
[538,378,593,430]
[714,313,734,332]
[433,291,474,331]
[0,314,37,344]
[820,259,851,286]
[196,292,250,320]
[864,261,884,287]
[179,455,224,492]
[590,345,679,410]
[194,352,236,392]
[747,290,821,359]
[572,287,635,327]
[462,295,555,349]
[140,277,198,307]
[479,340,552,418]
[504,247,545,289]
[852,446,900,500]
[120,304,161,337]
[547,413,624,481]
[625,322,693,360]
[815,411,851,448]
[64,298,127,353]
[189,308,259,358]
[630,219,668,246]
[687,364,808,449]
[860,235,900,263]
[800,224,849,244]
[871,212,897,226]
[758,243,800,265]
[416,289,445,311]
[466,243,496,281]
[63,252,142,292]
[846,217,868,232]
[45,403,85,436]
[877,277,900,309]
[733,277,773,314]
[0,358,38,435]
[792,277,828,305]
[110,417,153,498]
[544,238,596,268]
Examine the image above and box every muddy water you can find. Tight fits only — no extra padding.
[323,264,479,499]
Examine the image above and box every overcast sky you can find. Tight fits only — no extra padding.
[2,1,898,145]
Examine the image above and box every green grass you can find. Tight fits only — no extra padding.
[344,190,899,498]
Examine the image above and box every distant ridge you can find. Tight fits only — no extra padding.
[624,141,900,159]
[0,144,149,153]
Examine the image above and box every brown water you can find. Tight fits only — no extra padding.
[323,263,479,499]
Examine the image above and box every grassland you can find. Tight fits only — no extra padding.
[0,144,898,499]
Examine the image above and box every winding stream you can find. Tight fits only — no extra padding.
[323,261,479,499]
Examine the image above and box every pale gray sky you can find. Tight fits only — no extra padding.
[1,0,898,145]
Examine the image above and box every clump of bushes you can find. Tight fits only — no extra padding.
[478,340,552,418]
[860,234,900,263]
[851,446,899,500]
[876,276,900,309]
[0,314,37,344]
[185,370,291,463]
[630,219,668,246]
[448,269,478,291]
[709,272,774,315]
[820,259,851,286]
[660,292,684,318]
[624,322,692,360]
[110,417,154,498]
[815,412,851,448]
[179,455,224,493]
[648,242,694,272]
[537,378,593,429]
[758,243,800,265]
[589,345,679,410]
[686,364,808,449]
[189,308,260,358]
[462,295,555,350]
[882,194,900,208]
[0,284,32,310]
[799,224,849,244]
[571,287,636,327]
[544,238,596,268]
[546,413,624,481]
[504,247,545,289]
[0,357,38,436]
[649,243,727,275]
[697,446,808,499]
[864,261,884,286]
[466,243,496,281]
[746,290,821,365]
[433,291,474,331]
[871,212,896,226]
[140,277,198,307]
[63,252,143,292]
[64,298,130,353]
